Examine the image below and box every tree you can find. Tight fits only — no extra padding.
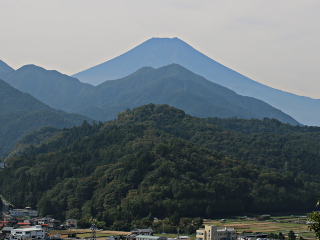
[169,211,180,226]
[278,232,285,240]
[267,233,278,239]
[147,212,154,223]
[308,211,320,239]
[287,230,296,240]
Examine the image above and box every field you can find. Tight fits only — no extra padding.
[48,229,130,240]
[48,215,317,240]
[204,215,315,239]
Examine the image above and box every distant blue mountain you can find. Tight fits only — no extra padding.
[72,37,320,126]
[0,61,299,125]
[0,60,14,79]
[4,64,94,112]
[72,64,299,125]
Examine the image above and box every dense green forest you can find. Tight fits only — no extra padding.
[1,104,320,230]
[0,196,3,210]
[0,79,91,157]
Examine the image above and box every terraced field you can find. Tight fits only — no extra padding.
[205,215,315,239]
[49,215,316,240]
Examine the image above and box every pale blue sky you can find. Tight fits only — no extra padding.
[0,0,319,98]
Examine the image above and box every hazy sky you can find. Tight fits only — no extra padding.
[0,0,319,98]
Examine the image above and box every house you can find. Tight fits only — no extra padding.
[130,228,154,236]
[2,214,15,222]
[196,225,236,240]
[9,207,38,217]
[16,222,31,228]
[126,228,155,240]
[65,219,77,228]
[36,217,61,229]
[10,225,46,240]
[2,227,14,236]
[0,221,11,227]
[48,219,61,230]
[37,217,52,225]
[107,236,121,240]
[174,237,190,240]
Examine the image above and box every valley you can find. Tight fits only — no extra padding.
[1,37,320,238]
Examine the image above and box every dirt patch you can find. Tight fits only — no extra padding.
[100,231,130,235]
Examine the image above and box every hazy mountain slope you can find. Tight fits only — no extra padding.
[0,104,319,222]
[4,64,94,111]
[72,37,320,126]
[0,60,14,79]
[0,79,91,156]
[71,64,299,125]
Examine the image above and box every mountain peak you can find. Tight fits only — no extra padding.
[71,37,320,126]
[17,64,47,72]
[147,37,184,43]
[16,64,76,80]
[72,37,200,85]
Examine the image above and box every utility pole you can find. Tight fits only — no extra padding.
[90,219,97,240]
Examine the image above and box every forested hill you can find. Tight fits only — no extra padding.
[0,79,91,157]
[1,104,320,226]
[204,117,320,135]
[116,105,320,178]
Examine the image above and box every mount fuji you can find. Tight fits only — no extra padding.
[72,37,320,126]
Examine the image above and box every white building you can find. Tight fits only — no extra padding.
[9,207,38,217]
[10,225,46,240]
[196,225,236,240]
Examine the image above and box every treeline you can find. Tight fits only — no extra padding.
[1,104,320,228]
[0,196,3,210]
[115,105,320,181]
[204,117,320,135]
[77,214,203,233]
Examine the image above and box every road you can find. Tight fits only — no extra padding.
[0,194,9,213]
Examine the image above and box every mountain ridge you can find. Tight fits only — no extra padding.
[0,60,14,79]
[4,64,94,111]
[0,78,91,156]
[71,64,300,125]
[72,37,320,126]
[0,60,300,125]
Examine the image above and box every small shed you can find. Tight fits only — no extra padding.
[136,235,167,240]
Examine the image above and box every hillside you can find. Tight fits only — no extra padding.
[72,37,320,126]
[1,104,320,225]
[3,64,94,111]
[0,60,14,79]
[1,62,299,125]
[117,104,320,179]
[0,79,91,156]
